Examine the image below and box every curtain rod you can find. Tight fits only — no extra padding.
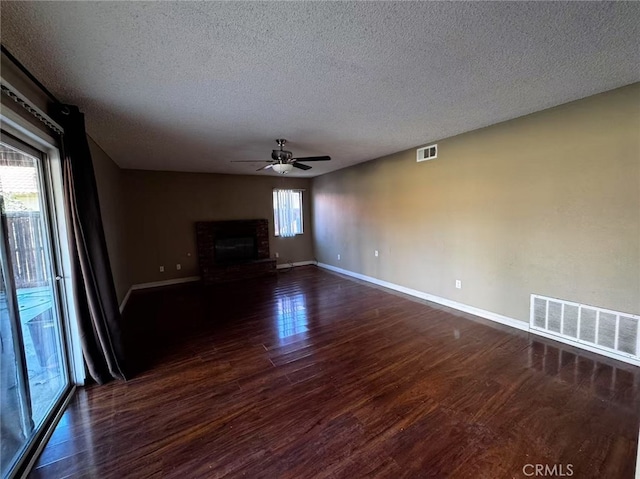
[1,44,61,105]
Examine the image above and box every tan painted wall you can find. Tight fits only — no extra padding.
[123,170,314,285]
[89,137,131,304]
[312,84,640,322]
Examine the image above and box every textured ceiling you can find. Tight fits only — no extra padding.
[1,1,639,177]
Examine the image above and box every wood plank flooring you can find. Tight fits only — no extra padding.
[28,266,640,478]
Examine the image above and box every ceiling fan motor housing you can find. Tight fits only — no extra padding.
[272,149,293,162]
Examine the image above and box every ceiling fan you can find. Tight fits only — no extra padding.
[232,139,331,174]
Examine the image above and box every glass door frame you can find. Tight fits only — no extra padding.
[1,109,84,478]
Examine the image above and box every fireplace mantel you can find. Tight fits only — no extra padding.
[196,219,276,284]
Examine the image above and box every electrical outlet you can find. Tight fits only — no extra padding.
[176,264,181,270]
[455,280,462,289]
[374,250,379,257]
[275,252,279,258]
[159,266,165,273]
[337,254,341,261]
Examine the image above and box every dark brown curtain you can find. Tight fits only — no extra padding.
[53,104,127,383]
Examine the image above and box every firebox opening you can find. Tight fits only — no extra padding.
[214,236,257,263]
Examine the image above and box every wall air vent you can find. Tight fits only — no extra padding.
[530,294,640,363]
[417,144,437,162]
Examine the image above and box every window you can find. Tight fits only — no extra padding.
[273,189,303,237]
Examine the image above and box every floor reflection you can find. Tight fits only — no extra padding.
[275,294,308,340]
[528,339,639,409]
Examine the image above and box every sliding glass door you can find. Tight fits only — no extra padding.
[0,136,71,478]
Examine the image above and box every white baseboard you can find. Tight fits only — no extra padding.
[317,263,527,331]
[131,276,201,291]
[118,265,315,312]
[316,262,639,367]
[119,263,316,310]
[119,276,201,313]
[277,260,317,270]
[119,287,133,313]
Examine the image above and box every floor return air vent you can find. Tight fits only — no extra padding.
[530,294,640,364]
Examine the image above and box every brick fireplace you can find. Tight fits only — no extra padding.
[196,219,277,284]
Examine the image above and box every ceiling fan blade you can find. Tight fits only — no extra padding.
[231,160,272,163]
[292,156,331,162]
[257,164,273,171]
[292,162,312,171]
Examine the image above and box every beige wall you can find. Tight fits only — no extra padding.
[89,137,131,304]
[312,83,640,322]
[123,170,314,285]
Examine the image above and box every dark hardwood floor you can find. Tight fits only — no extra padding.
[28,266,640,478]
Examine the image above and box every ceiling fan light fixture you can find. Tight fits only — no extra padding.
[272,163,293,174]
[230,139,330,173]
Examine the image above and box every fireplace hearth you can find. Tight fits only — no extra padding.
[196,219,276,284]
